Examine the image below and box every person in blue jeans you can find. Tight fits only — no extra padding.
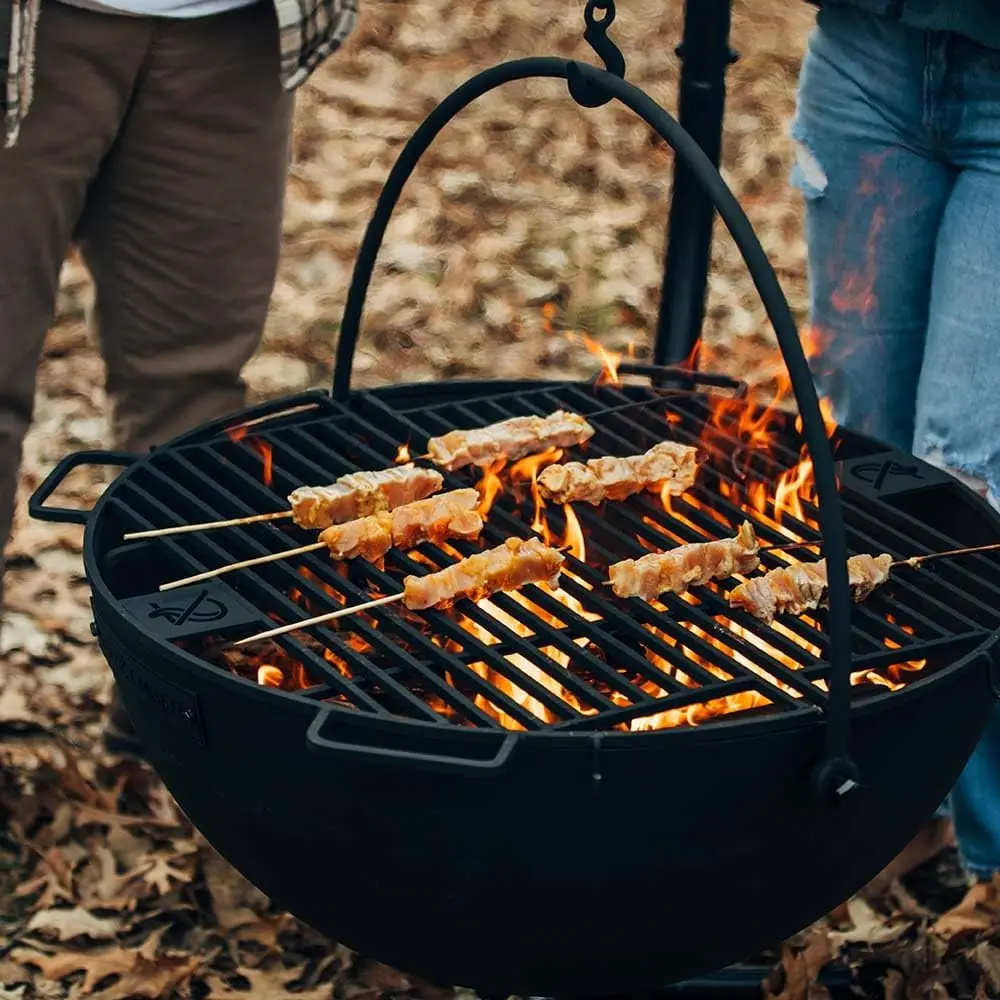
[792,1,1000,897]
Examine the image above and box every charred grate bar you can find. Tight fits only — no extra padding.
[97,381,999,732]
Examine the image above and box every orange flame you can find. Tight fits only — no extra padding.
[510,447,563,537]
[539,301,622,386]
[227,423,274,488]
[396,442,411,464]
[566,330,622,387]
[218,310,933,732]
[561,503,585,564]
[257,665,284,688]
[476,459,507,517]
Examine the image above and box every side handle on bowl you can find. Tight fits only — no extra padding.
[305,705,519,777]
[28,451,137,525]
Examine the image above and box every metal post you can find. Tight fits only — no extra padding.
[653,0,737,368]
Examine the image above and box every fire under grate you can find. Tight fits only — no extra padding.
[96,379,1000,733]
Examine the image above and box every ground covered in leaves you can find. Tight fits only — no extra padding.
[5,1,1000,998]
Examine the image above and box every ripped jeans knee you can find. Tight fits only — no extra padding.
[790,128,829,200]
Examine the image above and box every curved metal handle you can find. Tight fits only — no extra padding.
[306,706,518,777]
[332,58,857,800]
[28,450,137,525]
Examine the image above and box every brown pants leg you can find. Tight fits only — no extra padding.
[77,1,294,456]
[0,2,293,603]
[0,3,147,598]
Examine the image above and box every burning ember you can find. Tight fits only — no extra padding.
[214,332,931,733]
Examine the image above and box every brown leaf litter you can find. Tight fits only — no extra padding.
[4,2,1000,999]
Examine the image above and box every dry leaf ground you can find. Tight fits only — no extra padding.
[4,2,1000,998]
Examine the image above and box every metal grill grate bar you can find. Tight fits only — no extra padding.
[102,380,998,732]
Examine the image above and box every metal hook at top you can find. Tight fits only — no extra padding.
[568,0,626,108]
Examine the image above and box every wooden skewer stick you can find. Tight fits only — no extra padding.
[159,540,325,592]
[124,509,292,540]
[234,593,404,646]
[758,539,1000,563]
[892,540,1000,569]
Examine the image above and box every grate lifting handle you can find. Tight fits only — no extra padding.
[28,450,137,526]
[332,57,858,804]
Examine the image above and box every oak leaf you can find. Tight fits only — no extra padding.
[26,907,119,942]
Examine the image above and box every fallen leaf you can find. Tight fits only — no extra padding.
[203,967,332,1000]
[354,958,411,991]
[827,896,910,948]
[87,953,203,1000]
[140,854,193,896]
[934,879,1000,940]
[15,946,138,993]
[765,927,833,1000]
[970,941,1000,994]
[26,907,119,942]
[881,968,905,1000]
[202,848,269,928]
[0,960,29,986]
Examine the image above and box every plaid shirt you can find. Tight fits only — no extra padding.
[3,0,358,148]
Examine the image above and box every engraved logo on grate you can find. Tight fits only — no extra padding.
[122,580,261,639]
[148,590,227,627]
[840,452,951,499]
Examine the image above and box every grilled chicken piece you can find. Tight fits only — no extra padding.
[402,537,565,610]
[317,489,484,561]
[426,410,595,472]
[389,489,483,549]
[728,552,893,623]
[608,521,760,600]
[537,440,698,506]
[319,512,394,562]
[288,464,444,530]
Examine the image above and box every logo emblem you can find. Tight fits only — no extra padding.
[147,589,228,627]
[849,459,924,492]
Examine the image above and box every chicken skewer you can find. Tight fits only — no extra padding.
[427,410,595,472]
[729,554,893,623]
[124,464,444,540]
[537,440,698,506]
[233,537,565,646]
[125,399,694,541]
[609,521,760,600]
[159,490,484,592]
[610,528,1000,612]
[727,540,1000,623]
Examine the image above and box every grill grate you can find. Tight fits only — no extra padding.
[99,381,1000,732]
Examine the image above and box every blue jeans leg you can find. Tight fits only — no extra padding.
[794,6,1000,872]
[791,8,955,450]
[915,166,1000,877]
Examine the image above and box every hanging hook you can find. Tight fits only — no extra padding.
[568,0,626,108]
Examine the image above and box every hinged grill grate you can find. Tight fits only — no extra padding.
[98,381,1000,732]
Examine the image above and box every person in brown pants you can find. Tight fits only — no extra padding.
[1,0,357,755]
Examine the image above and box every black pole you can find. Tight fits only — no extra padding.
[653,0,737,367]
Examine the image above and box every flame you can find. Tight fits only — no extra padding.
[476,459,507,517]
[227,423,274,488]
[568,330,623,387]
[539,302,622,386]
[561,504,585,565]
[396,442,411,463]
[258,665,284,688]
[510,447,563,537]
[215,315,934,731]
